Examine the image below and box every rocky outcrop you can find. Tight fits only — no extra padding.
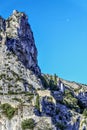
[78,92,87,108]
[0,10,40,75]
[0,10,43,94]
[0,45,42,93]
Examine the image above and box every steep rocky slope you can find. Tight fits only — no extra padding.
[0,10,40,75]
[0,10,87,130]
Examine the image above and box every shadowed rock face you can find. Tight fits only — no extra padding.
[0,10,41,75]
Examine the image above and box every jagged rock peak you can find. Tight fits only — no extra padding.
[6,10,29,38]
[0,10,41,75]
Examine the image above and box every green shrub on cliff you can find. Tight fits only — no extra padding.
[0,103,16,119]
[21,118,35,130]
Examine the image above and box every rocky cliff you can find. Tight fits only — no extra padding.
[0,10,87,130]
[0,10,40,75]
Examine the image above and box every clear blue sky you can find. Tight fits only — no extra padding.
[0,0,87,84]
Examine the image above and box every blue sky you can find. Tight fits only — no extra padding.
[0,0,87,84]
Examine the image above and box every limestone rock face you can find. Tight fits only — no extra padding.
[0,10,40,75]
[0,45,43,93]
[0,10,43,94]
